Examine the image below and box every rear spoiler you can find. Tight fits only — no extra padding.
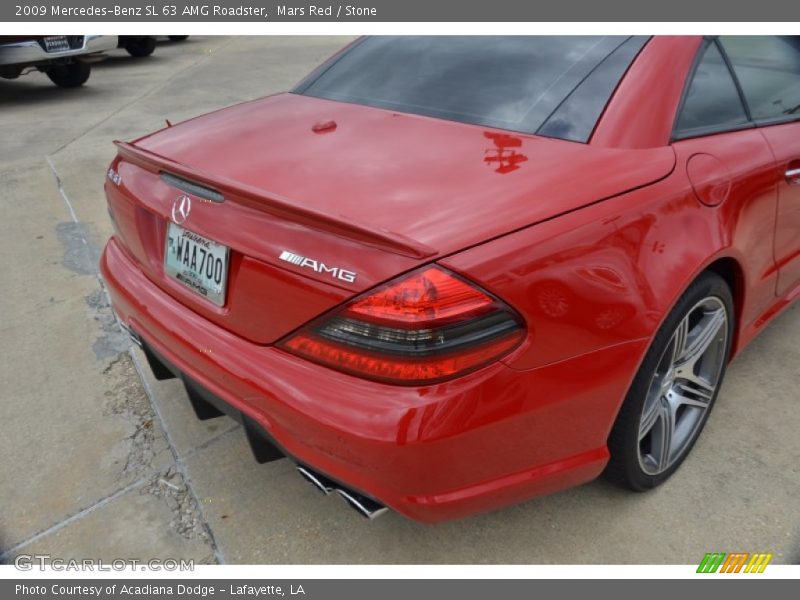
[114,141,436,260]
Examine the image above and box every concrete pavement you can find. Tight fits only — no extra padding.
[1,36,798,565]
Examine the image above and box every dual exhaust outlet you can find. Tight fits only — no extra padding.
[296,466,388,520]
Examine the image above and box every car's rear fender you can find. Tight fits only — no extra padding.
[440,152,776,373]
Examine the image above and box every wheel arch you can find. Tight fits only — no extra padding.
[640,251,747,373]
[702,256,746,356]
[602,251,746,440]
[603,255,742,486]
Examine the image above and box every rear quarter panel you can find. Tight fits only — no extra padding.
[441,130,779,372]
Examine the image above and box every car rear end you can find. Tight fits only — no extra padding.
[101,35,665,521]
[102,140,561,520]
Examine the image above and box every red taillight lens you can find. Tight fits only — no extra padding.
[279,266,525,385]
[345,266,494,325]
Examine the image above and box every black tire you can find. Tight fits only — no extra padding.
[125,37,156,57]
[169,36,189,42]
[46,61,91,88]
[604,271,734,491]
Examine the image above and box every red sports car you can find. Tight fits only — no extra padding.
[101,36,800,522]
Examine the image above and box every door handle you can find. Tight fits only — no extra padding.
[787,167,800,186]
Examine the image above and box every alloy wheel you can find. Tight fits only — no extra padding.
[637,296,729,475]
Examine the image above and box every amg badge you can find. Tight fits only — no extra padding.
[279,250,357,284]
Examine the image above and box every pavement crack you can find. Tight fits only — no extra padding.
[103,353,166,478]
[47,156,102,278]
[46,156,82,224]
[141,468,211,545]
[130,349,226,564]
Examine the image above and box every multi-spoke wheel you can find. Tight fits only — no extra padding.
[605,272,733,490]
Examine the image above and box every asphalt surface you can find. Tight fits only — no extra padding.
[0,36,798,565]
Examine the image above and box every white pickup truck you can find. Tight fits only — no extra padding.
[0,35,117,87]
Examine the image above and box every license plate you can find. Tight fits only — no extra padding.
[164,223,229,306]
[43,36,71,52]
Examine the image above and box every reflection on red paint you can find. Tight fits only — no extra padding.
[483,132,528,174]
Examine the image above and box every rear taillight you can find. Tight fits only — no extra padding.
[278,266,525,385]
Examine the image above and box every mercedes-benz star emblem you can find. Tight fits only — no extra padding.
[171,195,191,225]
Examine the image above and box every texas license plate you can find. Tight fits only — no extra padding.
[164,223,229,306]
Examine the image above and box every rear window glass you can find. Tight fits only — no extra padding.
[296,36,648,143]
[720,36,800,122]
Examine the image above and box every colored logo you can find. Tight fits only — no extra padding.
[697,552,773,573]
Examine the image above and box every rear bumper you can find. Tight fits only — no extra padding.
[101,237,646,522]
[0,35,117,66]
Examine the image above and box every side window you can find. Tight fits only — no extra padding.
[675,42,749,138]
[720,36,800,122]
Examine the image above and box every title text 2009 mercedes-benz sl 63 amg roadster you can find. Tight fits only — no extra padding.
[101,36,800,521]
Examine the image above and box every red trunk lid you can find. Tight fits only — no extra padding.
[107,93,674,344]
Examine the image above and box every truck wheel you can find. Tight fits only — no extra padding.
[46,61,91,88]
[125,37,156,57]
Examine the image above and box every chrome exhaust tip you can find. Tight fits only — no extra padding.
[296,465,388,519]
[296,465,334,495]
[335,488,388,520]
[118,320,142,347]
